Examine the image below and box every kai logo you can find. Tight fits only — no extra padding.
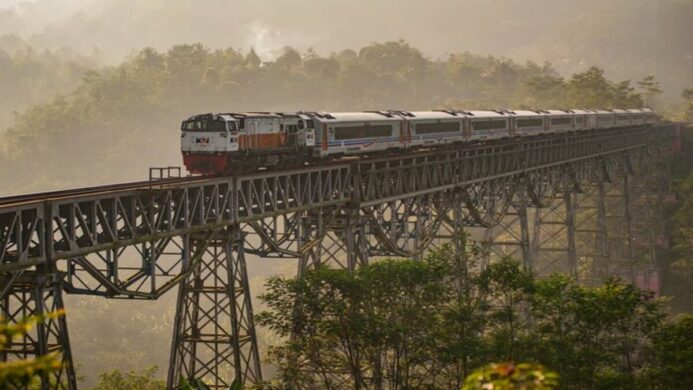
[195,137,210,144]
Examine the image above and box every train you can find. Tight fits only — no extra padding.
[181,108,658,175]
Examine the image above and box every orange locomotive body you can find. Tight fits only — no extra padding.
[181,112,315,174]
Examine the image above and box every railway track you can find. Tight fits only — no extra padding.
[0,126,655,209]
[0,176,214,208]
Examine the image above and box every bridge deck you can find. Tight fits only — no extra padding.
[0,126,672,275]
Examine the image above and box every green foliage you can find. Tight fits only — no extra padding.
[462,363,559,390]
[637,75,663,107]
[258,240,683,389]
[258,257,446,388]
[564,67,643,109]
[0,38,96,131]
[683,89,693,121]
[0,311,65,389]
[178,376,242,390]
[643,314,693,389]
[89,366,165,390]
[528,276,664,389]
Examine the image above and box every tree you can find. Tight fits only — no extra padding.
[428,238,491,387]
[528,276,664,389]
[0,311,64,389]
[245,48,261,68]
[565,67,644,109]
[275,47,302,70]
[566,67,614,108]
[462,363,559,390]
[257,259,447,389]
[89,366,165,390]
[637,75,662,107]
[257,240,681,389]
[358,40,427,77]
[644,314,693,389]
[683,88,693,121]
[481,258,533,363]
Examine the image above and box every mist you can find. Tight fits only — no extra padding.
[1,0,691,95]
[0,0,691,387]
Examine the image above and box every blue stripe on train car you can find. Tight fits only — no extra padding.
[328,137,401,146]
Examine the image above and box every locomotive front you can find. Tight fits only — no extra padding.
[181,113,239,175]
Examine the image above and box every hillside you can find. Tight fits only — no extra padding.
[0,41,674,195]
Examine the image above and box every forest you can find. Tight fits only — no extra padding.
[0,18,692,390]
[1,39,691,195]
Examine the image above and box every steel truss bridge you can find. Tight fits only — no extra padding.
[0,124,677,389]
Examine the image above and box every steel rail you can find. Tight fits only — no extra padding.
[0,126,651,209]
[0,176,216,207]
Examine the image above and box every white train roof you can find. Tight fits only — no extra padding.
[545,109,573,116]
[408,111,466,120]
[571,109,597,115]
[512,110,546,117]
[466,110,510,118]
[312,112,402,122]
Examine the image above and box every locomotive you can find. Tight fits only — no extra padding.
[181,108,657,175]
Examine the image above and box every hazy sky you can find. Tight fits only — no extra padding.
[0,0,649,58]
[0,0,690,94]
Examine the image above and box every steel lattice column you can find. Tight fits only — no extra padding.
[572,178,610,285]
[623,163,666,290]
[483,187,531,270]
[598,163,637,283]
[297,207,369,275]
[432,191,465,253]
[167,230,261,389]
[0,272,77,390]
[531,190,578,278]
[595,178,610,282]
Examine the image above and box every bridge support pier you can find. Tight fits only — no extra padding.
[572,179,611,285]
[531,190,578,278]
[167,230,261,389]
[0,272,77,390]
[623,162,667,290]
[298,207,369,275]
[483,187,532,271]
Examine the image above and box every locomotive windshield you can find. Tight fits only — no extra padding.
[182,118,231,132]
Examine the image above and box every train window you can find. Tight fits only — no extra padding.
[550,117,572,126]
[228,121,237,131]
[334,125,392,140]
[182,120,203,131]
[206,120,226,131]
[238,118,245,130]
[306,119,314,128]
[575,117,583,123]
[298,120,305,129]
[616,115,630,122]
[472,120,507,131]
[415,121,460,134]
[516,118,544,128]
[598,116,613,125]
